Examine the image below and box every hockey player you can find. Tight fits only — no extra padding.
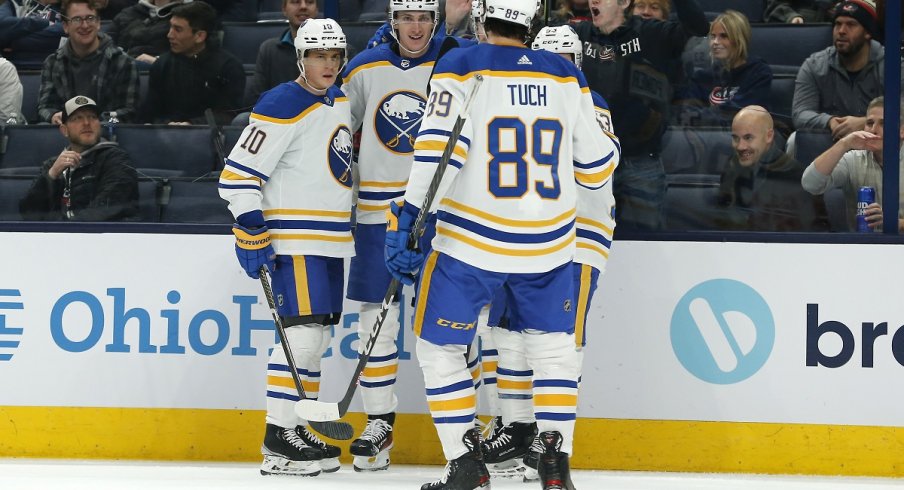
[340,0,470,472]
[481,24,620,483]
[385,2,620,488]
[218,18,353,477]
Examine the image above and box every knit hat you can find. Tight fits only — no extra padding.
[834,0,878,39]
[62,95,100,123]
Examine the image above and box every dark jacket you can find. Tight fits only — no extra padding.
[678,57,773,126]
[248,30,299,107]
[0,0,64,70]
[716,145,830,232]
[19,141,139,221]
[764,0,834,23]
[572,0,708,157]
[37,33,140,122]
[142,44,245,125]
[108,1,178,58]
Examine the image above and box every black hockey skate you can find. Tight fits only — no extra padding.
[481,420,537,464]
[421,427,490,490]
[351,413,395,472]
[297,425,341,473]
[536,431,575,490]
[521,434,542,481]
[260,423,322,477]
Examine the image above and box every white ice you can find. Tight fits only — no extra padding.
[2,460,903,490]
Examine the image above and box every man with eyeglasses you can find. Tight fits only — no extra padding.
[37,0,139,125]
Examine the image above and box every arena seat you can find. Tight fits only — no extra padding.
[695,0,764,22]
[342,22,383,54]
[0,125,61,170]
[749,23,833,76]
[792,129,833,166]
[0,176,34,221]
[163,178,232,223]
[664,174,722,231]
[18,71,41,124]
[115,125,218,178]
[768,74,796,127]
[661,126,734,175]
[221,21,289,69]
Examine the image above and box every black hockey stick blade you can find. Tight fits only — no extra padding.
[258,266,354,439]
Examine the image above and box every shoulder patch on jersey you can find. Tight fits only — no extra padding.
[251,82,320,123]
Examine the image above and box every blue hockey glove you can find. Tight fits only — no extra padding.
[385,201,424,285]
[366,22,392,49]
[232,210,275,279]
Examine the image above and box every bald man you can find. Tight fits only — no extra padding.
[715,105,830,231]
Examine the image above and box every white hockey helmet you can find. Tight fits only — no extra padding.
[294,18,348,89]
[532,25,583,69]
[479,0,541,28]
[388,0,440,50]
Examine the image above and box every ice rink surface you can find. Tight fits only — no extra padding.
[2,460,903,490]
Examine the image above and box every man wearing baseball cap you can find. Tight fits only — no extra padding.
[19,95,139,221]
[792,0,899,141]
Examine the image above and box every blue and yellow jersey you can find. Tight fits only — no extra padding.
[218,82,355,258]
[405,43,620,273]
[575,90,620,272]
[340,38,444,225]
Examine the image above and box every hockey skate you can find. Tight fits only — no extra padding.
[481,419,536,479]
[297,425,341,473]
[421,427,490,490]
[350,413,394,472]
[260,423,322,477]
[536,431,575,490]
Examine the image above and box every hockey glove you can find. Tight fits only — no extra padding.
[366,22,392,49]
[385,201,424,285]
[232,210,276,279]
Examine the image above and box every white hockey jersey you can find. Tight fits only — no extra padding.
[218,82,355,258]
[340,39,443,225]
[406,43,620,274]
[575,91,620,272]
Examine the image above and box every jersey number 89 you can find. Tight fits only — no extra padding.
[488,117,562,199]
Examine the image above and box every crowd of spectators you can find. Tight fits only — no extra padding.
[0,0,900,229]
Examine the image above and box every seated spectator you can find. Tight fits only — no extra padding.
[37,0,140,124]
[95,0,135,20]
[716,105,829,231]
[675,10,773,127]
[0,56,25,123]
[802,96,904,231]
[631,0,668,21]
[20,95,138,221]
[764,0,834,24]
[0,0,65,70]
[108,0,191,64]
[792,0,894,140]
[246,0,316,105]
[549,0,592,25]
[142,1,244,125]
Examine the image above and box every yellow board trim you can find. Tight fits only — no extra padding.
[2,407,904,476]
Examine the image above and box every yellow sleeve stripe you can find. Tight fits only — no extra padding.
[433,70,578,85]
[575,163,615,186]
[581,87,591,94]
[437,227,574,256]
[220,169,262,184]
[576,217,614,235]
[264,208,352,218]
[250,102,320,125]
[357,203,392,212]
[440,198,574,227]
[427,393,477,412]
[482,361,498,372]
[577,242,610,259]
[414,140,468,160]
[342,60,394,83]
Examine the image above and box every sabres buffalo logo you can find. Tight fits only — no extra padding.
[374,90,426,154]
[328,125,353,188]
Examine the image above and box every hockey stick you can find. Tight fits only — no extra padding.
[258,266,355,440]
[296,74,485,423]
